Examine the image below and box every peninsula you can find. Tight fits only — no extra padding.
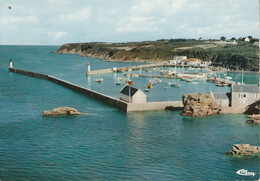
[56,38,259,70]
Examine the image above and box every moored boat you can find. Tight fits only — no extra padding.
[97,78,103,83]
[168,82,180,87]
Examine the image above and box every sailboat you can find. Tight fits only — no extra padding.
[116,77,121,85]
[95,74,103,83]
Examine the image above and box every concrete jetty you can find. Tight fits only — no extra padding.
[9,67,183,112]
[125,73,178,79]
[87,62,215,76]
[207,77,235,85]
[87,62,167,75]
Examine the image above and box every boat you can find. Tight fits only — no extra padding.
[116,77,121,85]
[147,82,153,89]
[160,70,169,75]
[236,169,255,177]
[97,78,103,83]
[126,79,134,85]
[181,78,193,82]
[144,88,149,92]
[226,76,232,80]
[190,81,198,85]
[168,82,180,87]
[216,82,225,87]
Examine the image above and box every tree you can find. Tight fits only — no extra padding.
[220,36,226,41]
[248,35,253,40]
[231,37,236,40]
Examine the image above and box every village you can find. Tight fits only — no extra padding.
[85,55,260,117]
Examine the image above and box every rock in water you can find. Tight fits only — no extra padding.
[42,107,85,117]
[229,144,260,155]
[246,119,260,124]
[182,93,220,117]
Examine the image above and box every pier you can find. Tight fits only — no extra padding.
[9,67,183,112]
[87,62,166,75]
[124,73,178,79]
[207,77,235,86]
[87,62,213,76]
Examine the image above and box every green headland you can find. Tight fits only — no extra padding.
[57,38,259,71]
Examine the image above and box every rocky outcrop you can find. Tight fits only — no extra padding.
[42,107,85,117]
[229,144,260,156]
[246,119,260,124]
[182,93,220,117]
[245,100,260,114]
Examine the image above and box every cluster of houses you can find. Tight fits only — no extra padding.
[216,36,259,46]
[120,83,260,110]
[169,56,211,67]
[212,84,260,108]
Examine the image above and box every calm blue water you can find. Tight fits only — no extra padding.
[0,45,259,180]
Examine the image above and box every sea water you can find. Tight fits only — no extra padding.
[0,45,259,180]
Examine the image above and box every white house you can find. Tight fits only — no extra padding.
[225,40,237,45]
[120,85,147,103]
[181,58,202,66]
[244,37,250,42]
[169,56,187,65]
[231,84,260,107]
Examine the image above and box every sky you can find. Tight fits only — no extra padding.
[0,0,258,45]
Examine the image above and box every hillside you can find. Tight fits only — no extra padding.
[56,39,259,70]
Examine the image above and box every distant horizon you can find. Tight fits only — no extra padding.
[0,35,259,46]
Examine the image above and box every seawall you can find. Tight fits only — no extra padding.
[9,67,183,112]
[9,67,128,111]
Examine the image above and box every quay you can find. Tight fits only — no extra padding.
[9,67,183,112]
[87,62,214,76]
[87,62,166,75]
[207,77,235,85]
[124,73,178,79]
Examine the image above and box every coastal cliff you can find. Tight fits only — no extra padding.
[56,39,258,69]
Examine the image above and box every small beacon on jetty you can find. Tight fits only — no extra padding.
[87,62,91,72]
[9,59,13,69]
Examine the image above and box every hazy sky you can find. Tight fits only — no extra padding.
[0,0,258,45]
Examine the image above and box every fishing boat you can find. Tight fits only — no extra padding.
[216,82,225,87]
[97,78,103,83]
[160,70,169,75]
[126,79,134,85]
[236,169,255,177]
[147,82,153,89]
[190,81,198,85]
[168,82,180,87]
[181,78,193,82]
[115,77,121,85]
[226,76,232,80]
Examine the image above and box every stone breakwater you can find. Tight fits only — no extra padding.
[9,67,183,112]
[182,93,220,117]
[229,144,260,156]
